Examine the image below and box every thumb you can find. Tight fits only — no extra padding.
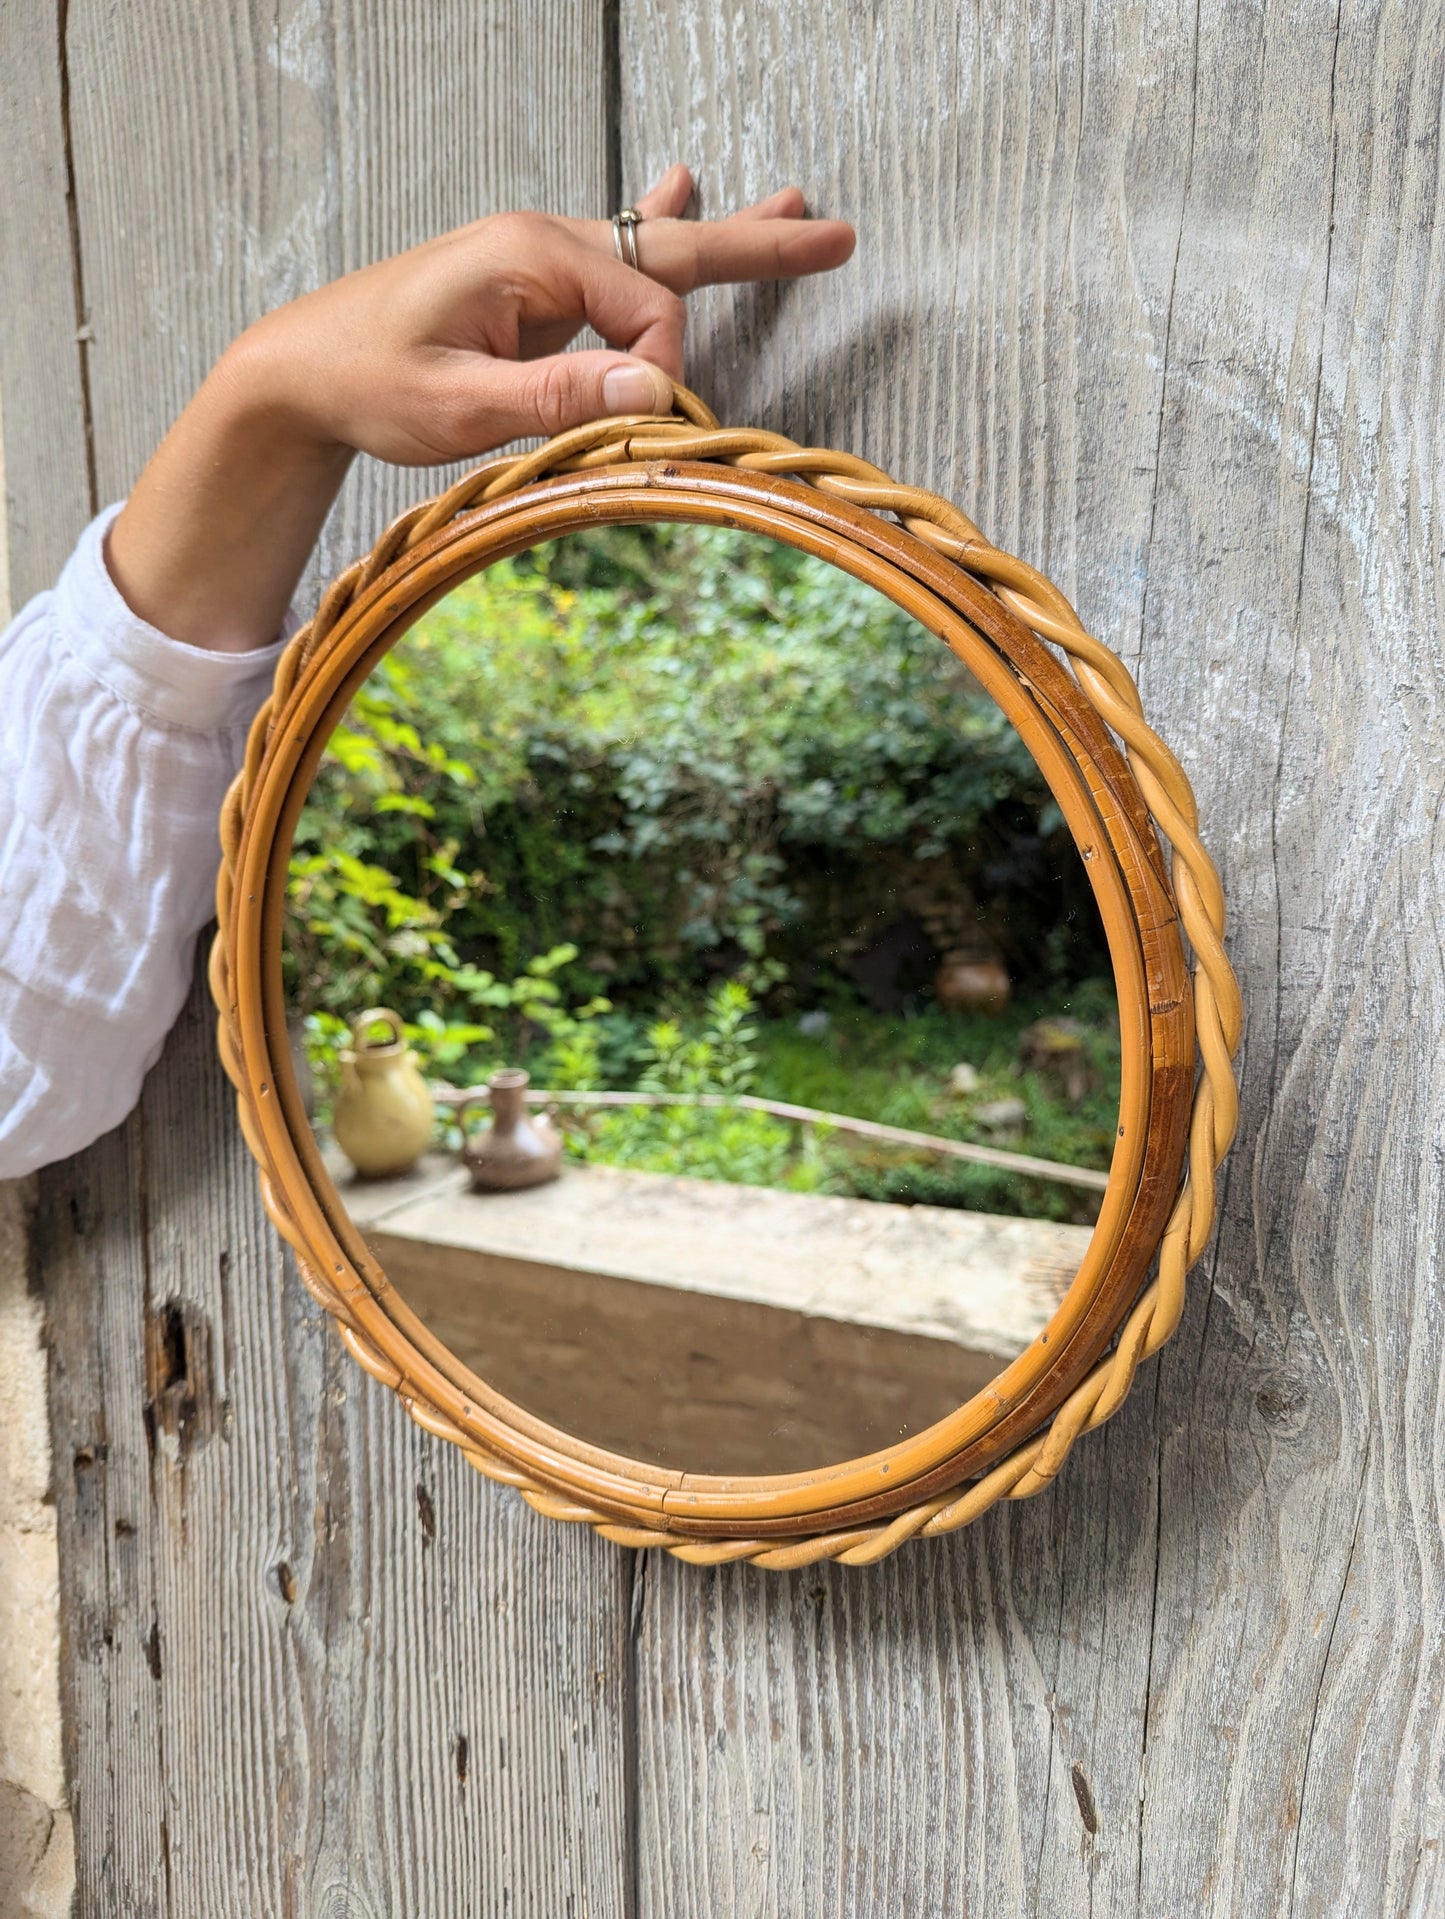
[478,350,675,441]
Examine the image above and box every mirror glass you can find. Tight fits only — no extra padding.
[281,524,1121,1477]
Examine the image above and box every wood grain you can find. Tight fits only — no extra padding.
[9,0,1444,1913]
[25,3,633,1914]
[620,0,1445,1911]
[39,951,635,1918]
[0,1,95,600]
[63,0,616,605]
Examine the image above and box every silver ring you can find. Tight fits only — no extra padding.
[612,206,643,271]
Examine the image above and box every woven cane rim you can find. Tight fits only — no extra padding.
[210,386,1241,1568]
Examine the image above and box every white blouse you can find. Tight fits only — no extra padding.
[0,506,291,1177]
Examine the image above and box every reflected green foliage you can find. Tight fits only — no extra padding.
[513,980,1116,1224]
[286,526,1091,1010]
[285,524,1120,1211]
[562,980,820,1190]
[751,984,1119,1224]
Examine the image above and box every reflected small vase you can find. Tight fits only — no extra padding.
[461,1068,562,1193]
[332,1008,434,1180]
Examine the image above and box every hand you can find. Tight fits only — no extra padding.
[109,166,855,651]
[238,163,855,462]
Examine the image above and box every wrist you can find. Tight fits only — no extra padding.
[108,327,355,654]
[206,321,356,476]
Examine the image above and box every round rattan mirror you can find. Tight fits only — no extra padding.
[211,389,1240,1567]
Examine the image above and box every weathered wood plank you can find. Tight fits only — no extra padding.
[64,0,618,599]
[0,1,95,600]
[31,4,633,1914]
[41,964,636,1916]
[620,2,1445,1913]
[618,10,1176,1910]
[16,0,1445,1913]
[1135,4,1445,1911]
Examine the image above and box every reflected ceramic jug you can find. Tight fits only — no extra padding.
[461,1068,562,1192]
[332,1008,434,1179]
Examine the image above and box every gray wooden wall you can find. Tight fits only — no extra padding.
[3,1,1442,1913]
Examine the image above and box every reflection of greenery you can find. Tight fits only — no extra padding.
[297,940,606,1117]
[285,526,1099,1022]
[753,986,1119,1224]
[285,524,1121,1209]
[284,633,610,1092]
[544,980,1117,1225]
[565,980,820,1189]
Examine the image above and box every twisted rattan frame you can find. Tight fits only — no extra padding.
[210,387,1241,1569]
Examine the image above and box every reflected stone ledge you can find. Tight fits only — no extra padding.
[324,1146,1094,1478]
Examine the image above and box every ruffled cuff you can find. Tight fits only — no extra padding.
[52,502,295,732]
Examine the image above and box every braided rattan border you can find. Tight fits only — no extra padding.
[210,388,1241,1569]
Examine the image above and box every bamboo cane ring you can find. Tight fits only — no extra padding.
[212,387,1241,1566]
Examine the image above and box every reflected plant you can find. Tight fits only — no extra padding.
[286,528,1092,1019]
[568,980,826,1190]
[637,978,759,1097]
[285,827,609,1107]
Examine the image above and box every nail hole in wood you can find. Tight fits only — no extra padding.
[417,1482,436,1541]
[1070,1761,1099,1836]
[144,1299,216,1462]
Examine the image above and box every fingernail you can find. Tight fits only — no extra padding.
[603,365,666,414]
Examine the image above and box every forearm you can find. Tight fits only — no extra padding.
[1,171,854,1175]
[107,332,354,654]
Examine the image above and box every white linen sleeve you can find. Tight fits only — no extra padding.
[0,503,292,1177]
